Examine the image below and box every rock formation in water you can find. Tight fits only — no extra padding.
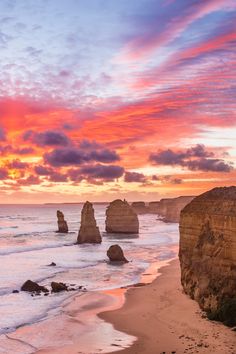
[57,210,68,233]
[131,201,147,214]
[179,186,236,322]
[51,281,68,293]
[21,280,48,293]
[77,201,102,244]
[107,244,129,263]
[148,196,195,222]
[105,199,139,234]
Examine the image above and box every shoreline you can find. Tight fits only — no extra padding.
[0,254,176,354]
[99,259,236,354]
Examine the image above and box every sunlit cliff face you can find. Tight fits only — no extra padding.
[0,0,235,203]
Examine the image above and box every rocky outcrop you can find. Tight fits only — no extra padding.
[57,210,68,233]
[51,282,68,293]
[77,201,102,244]
[105,199,139,234]
[131,202,147,214]
[179,186,236,317]
[107,244,129,263]
[21,280,48,293]
[148,196,195,222]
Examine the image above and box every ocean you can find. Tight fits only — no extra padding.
[0,203,179,341]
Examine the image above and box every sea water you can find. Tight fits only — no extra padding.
[0,204,179,336]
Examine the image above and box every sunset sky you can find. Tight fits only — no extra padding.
[0,0,235,203]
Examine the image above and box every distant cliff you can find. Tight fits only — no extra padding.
[148,196,194,222]
[179,187,236,325]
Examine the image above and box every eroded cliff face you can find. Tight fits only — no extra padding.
[106,199,139,234]
[179,187,236,313]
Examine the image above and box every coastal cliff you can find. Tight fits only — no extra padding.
[148,196,194,222]
[179,187,236,321]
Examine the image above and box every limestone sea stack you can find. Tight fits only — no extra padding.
[107,244,129,263]
[179,186,236,320]
[57,210,68,233]
[77,201,102,244]
[105,199,139,234]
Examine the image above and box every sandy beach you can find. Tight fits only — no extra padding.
[100,259,236,354]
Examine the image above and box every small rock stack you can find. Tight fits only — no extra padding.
[57,210,68,233]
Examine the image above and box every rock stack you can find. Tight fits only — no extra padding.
[179,187,236,320]
[77,201,102,244]
[105,199,139,234]
[57,210,68,233]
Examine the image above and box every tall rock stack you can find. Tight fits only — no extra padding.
[57,210,68,233]
[179,187,236,315]
[105,199,139,234]
[77,201,102,244]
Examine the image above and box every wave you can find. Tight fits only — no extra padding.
[0,241,75,256]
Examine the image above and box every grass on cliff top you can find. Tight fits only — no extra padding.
[207,298,236,327]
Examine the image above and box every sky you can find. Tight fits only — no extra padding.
[0,0,235,203]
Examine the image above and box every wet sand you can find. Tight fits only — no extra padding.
[100,259,236,354]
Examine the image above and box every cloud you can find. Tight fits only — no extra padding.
[8,159,29,169]
[44,145,120,167]
[23,130,71,147]
[79,164,124,181]
[34,165,53,176]
[185,158,232,172]
[69,164,124,182]
[124,171,147,183]
[150,144,233,172]
[0,127,6,140]
[0,167,8,179]
[15,175,40,186]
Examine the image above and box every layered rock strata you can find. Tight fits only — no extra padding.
[105,199,139,234]
[179,186,236,314]
[77,201,102,244]
[57,210,68,233]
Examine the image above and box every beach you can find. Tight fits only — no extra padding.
[100,259,236,354]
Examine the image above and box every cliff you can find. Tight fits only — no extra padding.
[148,196,195,222]
[105,199,139,234]
[77,201,102,244]
[131,201,147,214]
[179,186,236,320]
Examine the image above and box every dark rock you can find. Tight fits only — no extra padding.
[48,262,56,266]
[51,281,68,293]
[57,210,68,233]
[12,290,19,294]
[21,280,48,293]
[107,244,129,263]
